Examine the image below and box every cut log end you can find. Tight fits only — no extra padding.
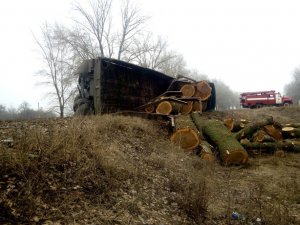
[192,100,203,113]
[180,101,193,115]
[171,128,200,150]
[282,127,295,132]
[156,101,172,115]
[194,80,212,100]
[224,118,234,131]
[145,104,155,113]
[223,150,249,166]
[180,84,195,97]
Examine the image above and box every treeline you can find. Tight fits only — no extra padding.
[284,67,300,105]
[0,102,56,120]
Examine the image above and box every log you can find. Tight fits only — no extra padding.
[180,101,193,115]
[191,113,248,165]
[223,118,246,132]
[282,127,300,138]
[201,101,207,112]
[171,115,201,150]
[284,139,300,152]
[180,84,195,97]
[194,80,212,101]
[156,100,182,115]
[282,123,300,128]
[233,116,274,140]
[241,141,300,153]
[263,124,283,140]
[192,99,203,113]
[199,141,215,162]
[252,130,276,143]
[145,104,155,113]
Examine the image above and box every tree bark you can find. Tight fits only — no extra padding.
[233,116,274,140]
[171,115,201,150]
[191,113,248,165]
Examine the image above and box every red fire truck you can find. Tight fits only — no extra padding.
[240,90,293,108]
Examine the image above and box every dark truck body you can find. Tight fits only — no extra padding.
[74,57,216,115]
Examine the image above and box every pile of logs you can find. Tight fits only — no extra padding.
[170,114,300,166]
[135,79,213,115]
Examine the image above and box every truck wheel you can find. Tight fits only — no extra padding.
[73,97,89,112]
[283,102,290,107]
[74,102,94,116]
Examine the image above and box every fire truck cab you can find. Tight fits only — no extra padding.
[240,90,293,108]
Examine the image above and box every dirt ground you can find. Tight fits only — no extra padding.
[0,106,299,225]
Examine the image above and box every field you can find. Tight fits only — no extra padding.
[0,106,299,225]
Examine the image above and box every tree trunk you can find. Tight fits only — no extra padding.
[171,115,200,150]
[233,116,274,140]
[194,80,212,101]
[191,113,248,165]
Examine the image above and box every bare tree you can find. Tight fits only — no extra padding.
[73,0,112,57]
[125,34,185,75]
[118,0,148,60]
[34,23,77,117]
[72,0,149,61]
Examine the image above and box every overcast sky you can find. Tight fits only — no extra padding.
[1,0,300,109]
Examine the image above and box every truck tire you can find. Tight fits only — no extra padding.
[73,95,94,116]
[74,102,94,116]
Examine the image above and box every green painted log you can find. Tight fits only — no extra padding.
[233,116,273,140]
[191,113,248,165]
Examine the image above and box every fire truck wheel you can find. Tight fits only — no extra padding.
[283,102,290,107]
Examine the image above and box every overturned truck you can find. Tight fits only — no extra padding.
[73,57,216,116]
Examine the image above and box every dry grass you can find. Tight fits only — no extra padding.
[0,107,300,224]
